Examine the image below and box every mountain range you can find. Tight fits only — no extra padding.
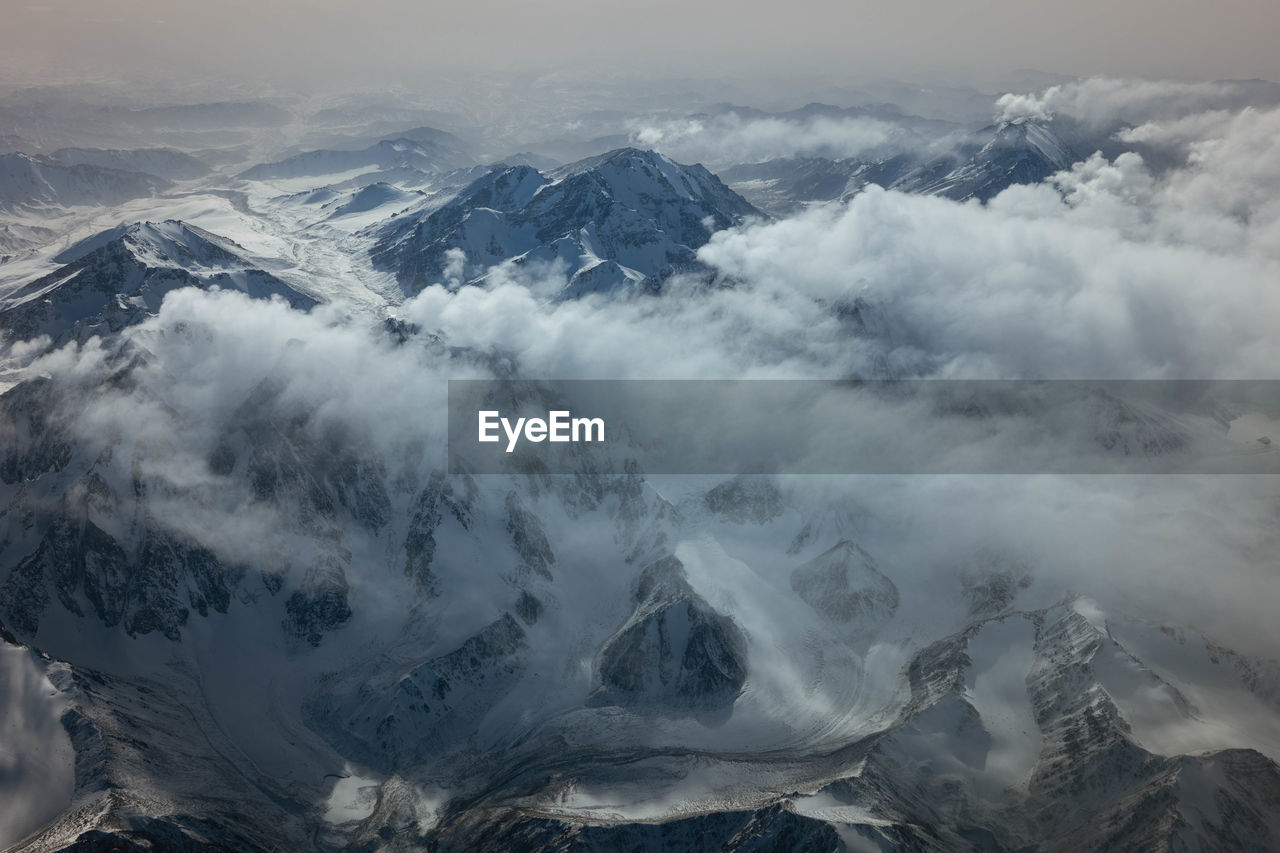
[722,117,1081,214]
[1,85,1278,853]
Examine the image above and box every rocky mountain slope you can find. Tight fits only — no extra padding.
[370,148,761,296]
[0,220,314,348]
[2,340,1278,850]
[0,153,171,213]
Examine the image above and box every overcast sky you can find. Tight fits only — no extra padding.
[4,0,1279,91]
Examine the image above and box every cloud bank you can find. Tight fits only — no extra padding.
[627,112,918,168]
[994,77,1280,126]
[7,82,1280,661]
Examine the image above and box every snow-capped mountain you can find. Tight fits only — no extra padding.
[1,79,1279,853]
[370,148,761,296]
[0,153,171,213]
[0,220,313,347]
[907,118,1079,202]
[721,119,1081,213]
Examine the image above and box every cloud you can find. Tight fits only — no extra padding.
[16,292,468,573]
[625,112,925,168]
[7,81,1280,670]
[994,77,1280,126]
[389,93,1280,651]
[1115,109,1237,146]
[692,106,1280,379]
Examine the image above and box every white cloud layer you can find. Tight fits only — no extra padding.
[994,77,1279,126]
[626,112,925,168]
[8,82,1280,659]
[411,102,1280,380]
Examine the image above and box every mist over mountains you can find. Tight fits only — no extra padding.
[1,73,1279,852]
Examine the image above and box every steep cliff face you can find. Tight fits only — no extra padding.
[782,601,1280,852]
[592,555,748,712]
[0,439,250,642]
[402,470,475,595]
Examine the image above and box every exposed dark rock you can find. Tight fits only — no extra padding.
[505,491,555,580]
[404,471,476,594]
[307,613,528,770]
[514,591,543,626]
[790,539,899,628]
[704,476,783,525]
[429,802,843,853]
[371,148,759,296]
[592,555,747,711]
[282,555,352,646]
[0,377,75,484]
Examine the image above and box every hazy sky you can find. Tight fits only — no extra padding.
[4,0,1279,90]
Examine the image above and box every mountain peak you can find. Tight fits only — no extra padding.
[556,146,680,172]
[985,118,1075,168]
[552,147,721,199]
[371,151,759,296]
[110,219,249,270]
[1,219,312,347]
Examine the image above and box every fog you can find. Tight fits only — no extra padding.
[4,0,1280,91]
